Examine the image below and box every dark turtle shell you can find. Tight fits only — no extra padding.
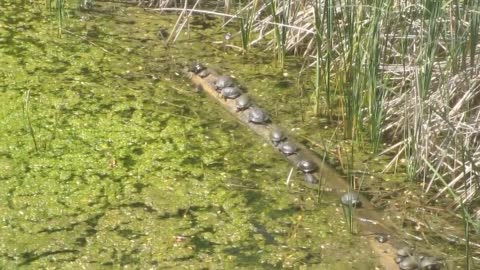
[198,69,210,78]
[270,128,286,146]
[235,94,251,111]
[304,173,318,184]
[189,63,206,74]
[297,159,318,173]
[374,233,388,243]
[279,142,297,156]
[248,107,269,124]
[399,256,419,270]
[221,86,242,100]
[215,75,234,90]
[340,191,361,207]
[397,247,413,258]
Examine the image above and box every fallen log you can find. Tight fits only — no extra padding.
[186,66,402,269]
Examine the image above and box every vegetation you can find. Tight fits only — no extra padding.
[142,0,479,265]
[23,0,479,266]
[147,0,480,208]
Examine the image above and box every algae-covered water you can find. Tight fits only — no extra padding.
[0,1,383,269]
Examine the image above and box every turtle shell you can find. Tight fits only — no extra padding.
[279,142,297,155]
[297,159,318,173]
[248,107,269,124]
[399,256,419,270]
[221,86,242,99]
[419,257,441,270]
[374,233,388,243]
[340,191,361,207]
[198,69,210,78]
[270,128,286,146]
[215,75,234,90]
[397,247,413,257]
[235,94,251,111]
[304,173,318,184]
[189,63,206,74]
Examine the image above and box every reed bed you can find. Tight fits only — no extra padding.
[142,1,480,209]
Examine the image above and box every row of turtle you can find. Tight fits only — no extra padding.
[189,63,442,269]
[190,63,322,185]
[190,63,269,124]
[190,63,364,201]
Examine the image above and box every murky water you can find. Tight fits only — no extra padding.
[0,1,382,269]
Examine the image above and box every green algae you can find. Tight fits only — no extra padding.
[0,1,382,269]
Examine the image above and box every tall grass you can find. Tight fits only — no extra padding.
[55,0,65,35]
[238,0,257,51]
[268,0,290,66]
[312,0,323,116]
[423,157,473,268]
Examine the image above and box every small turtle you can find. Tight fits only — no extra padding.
[374,233,388,243]
[215,75,234,90]
[221,86,242,100]
[397,247,414,258]
[396,247,414,264]
[198,69,210,78]
[399,256,419,270]
[297,159,318,173]
[235,94,251,111]
[248,107,269,124]
[419,257,441,270]
[189,63,206,74]
[279,141,297,156]
[340,191,361,207]
[304,173,318,184]
[270,128,286,146]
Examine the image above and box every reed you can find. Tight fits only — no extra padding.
[312,0,323,115]
[268,0,290,66]
[238,1,256,51]
[55,0,65,35]
[23,89,39,153]
[422,157,473,269]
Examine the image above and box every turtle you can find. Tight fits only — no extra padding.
[198,69,210,78]
[304,173,318,184]
[399,256,419,270]
[235,94,251,111]
[340,191,361,207]
[419,256,441,270]
[270,128,286,146]
[374,233,388,243]
[215,75,234,90]
[279,141,297,156]
[297,159,318,173]
[397,247,414,258]
[189,63,206,74]
[248,107,269,124]
[396,247,414,264]
[221,86,242,100]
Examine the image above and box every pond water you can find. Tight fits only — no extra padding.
[2,0,477,268]
[0,1,383,269]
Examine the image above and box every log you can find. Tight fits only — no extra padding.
[186,67,400,269]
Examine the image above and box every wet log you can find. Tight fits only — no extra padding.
[186,67,400,269]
